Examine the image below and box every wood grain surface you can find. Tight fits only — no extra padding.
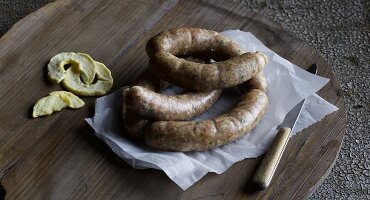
[0,0,345,199]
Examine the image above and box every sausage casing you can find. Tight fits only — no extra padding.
[144,89,268,151]
[146,27,268,91]
[146,27,245,60]
[149,51,267,91]
[125,86,221,121]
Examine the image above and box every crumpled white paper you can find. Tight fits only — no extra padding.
[85,30,338,190]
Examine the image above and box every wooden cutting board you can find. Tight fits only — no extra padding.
[0,0,346,199]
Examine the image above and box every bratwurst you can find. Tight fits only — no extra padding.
[238,72,267,93]
[123,58,220,139]
[124,56,221,121]
[146,28,245,60]
[125,86,221,121]
[144,89,268,151]
[122,71,165,140]
[147,28,268,91]
[123,27,269,151]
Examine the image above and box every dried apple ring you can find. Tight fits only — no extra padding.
[47,52,96,84]
[62,61,113,96]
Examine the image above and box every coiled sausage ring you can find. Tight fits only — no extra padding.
[123,28,269,151]
[147,28,268,91]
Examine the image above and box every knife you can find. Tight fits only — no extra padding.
[251,64,318,190]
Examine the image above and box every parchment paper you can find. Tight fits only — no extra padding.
[85,30,338,190]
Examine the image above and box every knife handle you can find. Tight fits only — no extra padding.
[252,127,292,190]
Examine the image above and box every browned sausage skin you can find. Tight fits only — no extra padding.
[146,27,245,60]
[122,56,221,139]
[131,70,169,92]
[122,72,163,140]
[123,28,269,150]
[144,89,268,151]
[122,95,147,139]
[146,27,268,91]
[149,51,267,91]
[124,56,222,121]
[238,72,267,93]
[143,54,269,151]
[125,86,221,121]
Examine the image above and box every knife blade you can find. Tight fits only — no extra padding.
[251,63,318,190]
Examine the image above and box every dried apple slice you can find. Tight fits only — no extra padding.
[47,52,96,84]
[32,91,85,118]
[62,61,113,96]
[49,91,85,108]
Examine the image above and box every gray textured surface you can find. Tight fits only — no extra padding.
[238,1,369,199]
[0,0,368,199]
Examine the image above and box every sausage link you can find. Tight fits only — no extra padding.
[122,72,163,140]
[146,27,245,60]
[122,92,147,140]
[144,89,268,151]
[122,57,218,139]
[125,86,221,120]
[124,28,270,146]
[238,72,267,93]
[149,51,268,91]
[146,27,268,91]
[132,70,169,92]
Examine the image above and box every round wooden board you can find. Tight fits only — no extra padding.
[0,0,345,199]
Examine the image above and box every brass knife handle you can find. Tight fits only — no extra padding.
[252,127,292,189]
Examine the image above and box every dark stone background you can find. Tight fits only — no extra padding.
[0,0,368,199]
